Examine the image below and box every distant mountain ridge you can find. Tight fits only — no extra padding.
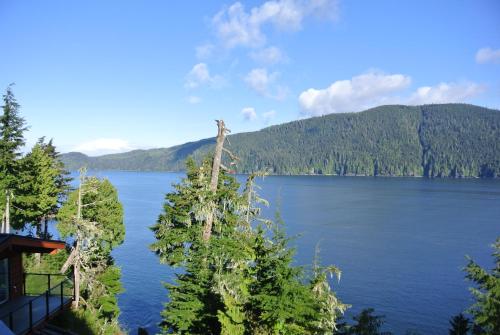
[61,104,500,178]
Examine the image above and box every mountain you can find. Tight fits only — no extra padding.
[60,104,500,178]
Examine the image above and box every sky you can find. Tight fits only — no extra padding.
[0,0,499,156]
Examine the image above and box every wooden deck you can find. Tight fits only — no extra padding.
[0,295,72,335]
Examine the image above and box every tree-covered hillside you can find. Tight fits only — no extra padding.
[60,104,500,178]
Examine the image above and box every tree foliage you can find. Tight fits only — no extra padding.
[151,157,347,334]
[337,308,392,335]
[57,170,125,334]
[448,314,471,335]
[464,238,500,335]
[62,104,500,178]
[16,137,70,236]
[0,84,28,231]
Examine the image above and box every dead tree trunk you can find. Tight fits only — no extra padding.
[73,241,80,308]
[61,171,85,308]
[202,120,229,242]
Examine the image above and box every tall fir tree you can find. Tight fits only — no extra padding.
[16,138,69,237]
[151,156,347,334]
[0,84,28,232]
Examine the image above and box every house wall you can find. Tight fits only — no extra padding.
[8,253,23,299]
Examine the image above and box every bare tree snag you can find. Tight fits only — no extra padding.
[202,120,230,242]
[60,169,86,308]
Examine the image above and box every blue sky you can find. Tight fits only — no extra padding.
[1,0,499,155]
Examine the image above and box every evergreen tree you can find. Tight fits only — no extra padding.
[464,238,500,335]
[448,314,470,335]
[16,138,69,237]
[340,308,391,335]
[0,84,28,232]
[151,157,347,334]
[57,169,125,333]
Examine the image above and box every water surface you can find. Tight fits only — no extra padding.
[90,172,499,334]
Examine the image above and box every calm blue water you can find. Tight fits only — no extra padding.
[87,172,499,335]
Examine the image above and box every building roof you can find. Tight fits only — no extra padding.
[0,234,66,258]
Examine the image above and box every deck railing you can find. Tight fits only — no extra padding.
[0,273,74,335]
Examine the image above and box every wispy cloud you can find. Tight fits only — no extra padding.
[241,107,257,121]
[263,110,276,124]
[185,63,224,89]
[476,47,500,64]
[74,138,133,156]
[196,43,215,59]
[212,0,339,49]
[244,68,287,100]
[187,95,202,104]
[299,71,484,116]
[250,46,287,64]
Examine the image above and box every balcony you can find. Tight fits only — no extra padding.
[0,273,74,335]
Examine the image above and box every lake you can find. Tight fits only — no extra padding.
[87,171,499,335]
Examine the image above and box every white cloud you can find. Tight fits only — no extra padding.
[196,43,215,59]
[241,107,257,121]
[212,0,339,48]
[299,71,411,115]
[74,138,133,156]
[250,46,287,64]
[476,47,500,64]
[185,63,223,89]
[407,82,484,105]
[299,71,484,116]
[244,68,278,95]
[187,95,202,104]
[244,68,287,99]
[263,110,276,123]
[185,63,211,88]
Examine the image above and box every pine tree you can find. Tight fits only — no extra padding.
[464,238,500,335]
[0,84,28,232]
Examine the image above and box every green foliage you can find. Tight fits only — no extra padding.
[448,314,471,335]
[50,308,122,335]
[15,138,70,234]
[57,172,125,333]
[58,176,125,252]
[0,84,27,182]
[61,104,500,178]
[464,238,500,335]
[0,84,28,229]
[338,308,391,335]
[420,104,500,177]
[151,158,347,334]
[96,266,124,320]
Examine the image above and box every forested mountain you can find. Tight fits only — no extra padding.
[61,104,500,178]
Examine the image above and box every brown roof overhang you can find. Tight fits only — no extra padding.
[0,234,66,259]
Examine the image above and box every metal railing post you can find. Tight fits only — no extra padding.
[29,300,33,330]
[8,312,13,329]
[23,273,26,295]
[60,281,64,310]
[45,290,50,320]
[47,274,51,291]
